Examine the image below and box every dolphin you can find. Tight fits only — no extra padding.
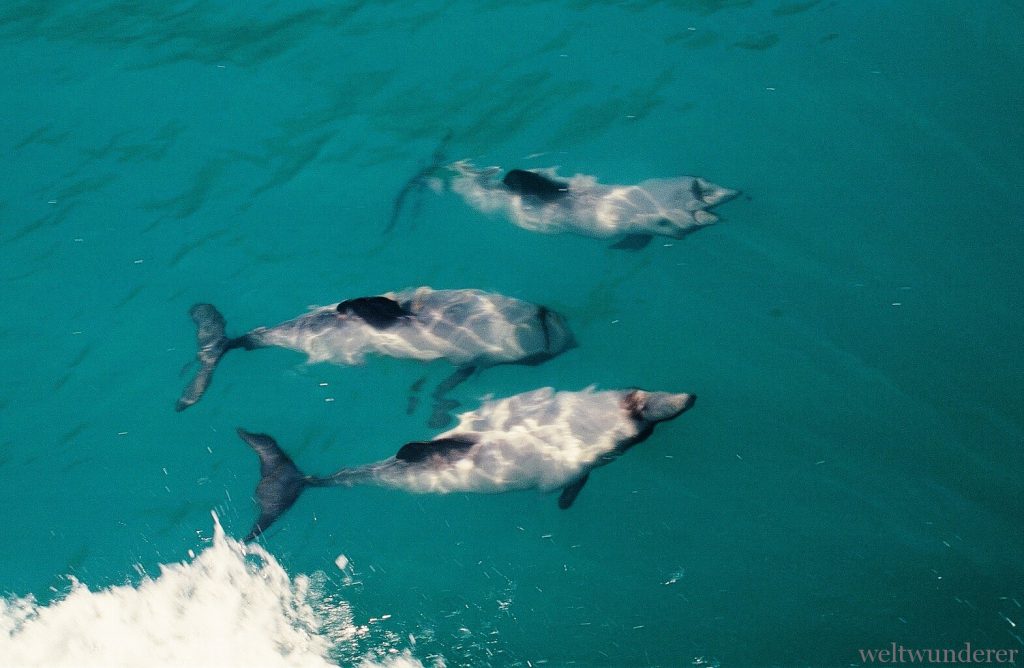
[448,160,739,249]
[176,287,575,414]
[236,386,696,540]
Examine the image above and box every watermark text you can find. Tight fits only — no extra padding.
[859,643,1019,664]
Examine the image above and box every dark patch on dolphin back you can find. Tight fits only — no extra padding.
[502,169,569,202]
[337,296,411,329]
[396,436,477,463]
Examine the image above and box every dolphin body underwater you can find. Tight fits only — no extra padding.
[448,160,739,250]
[236,386,696,541]
[176,287,575,417]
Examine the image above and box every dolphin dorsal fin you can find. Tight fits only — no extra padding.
[502,169,569,203]
[395,436,476,463]
[558,473,590,509]
[337,296,411,329]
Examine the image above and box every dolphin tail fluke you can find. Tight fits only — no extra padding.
[236,428,310,542]
[176,304,234,412]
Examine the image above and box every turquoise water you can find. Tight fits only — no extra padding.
[1,1,1022,666]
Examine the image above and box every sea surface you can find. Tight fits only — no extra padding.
[1,1,1022,667]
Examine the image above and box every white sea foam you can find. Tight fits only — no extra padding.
[0,513,431,668]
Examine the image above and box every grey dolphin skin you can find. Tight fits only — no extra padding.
[236,386,696,541]
[176,287,575,412]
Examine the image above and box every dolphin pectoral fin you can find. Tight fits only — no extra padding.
[432,365,476,398]
[428,399,460,429]
[558,473,590,509]
[236,428,309,541]
[406,374,427,415]
[395,436,477,464]
[609,234,653,251]
[337,296,411,329]
[428,365,476,428]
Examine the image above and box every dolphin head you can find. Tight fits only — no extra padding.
[542,308,577,355]
[516,307,577,367]
[624,390,696,423]
[623,176,740,238]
